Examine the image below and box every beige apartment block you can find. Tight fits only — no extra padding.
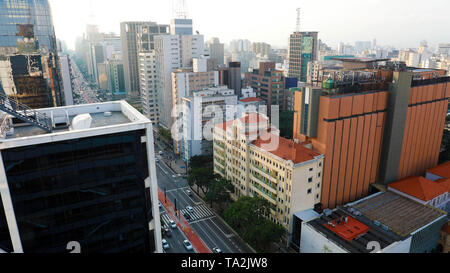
[213,113,324,231]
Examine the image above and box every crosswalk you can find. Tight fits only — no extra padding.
[161,213,174,229]
[179,205,215,222]
[160,204,215,228]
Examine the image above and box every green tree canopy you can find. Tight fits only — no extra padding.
[223,196,284,252]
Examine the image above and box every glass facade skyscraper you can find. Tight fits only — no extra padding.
[0,0,64,108]
[0,0,57,52]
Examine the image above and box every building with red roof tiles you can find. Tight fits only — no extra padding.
[388,176,449,212]
[239,97,263,103]
[426,161,450,181]
[213,114,324,234]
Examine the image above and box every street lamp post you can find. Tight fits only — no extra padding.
[164,187,167,204]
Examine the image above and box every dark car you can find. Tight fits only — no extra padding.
[183,212,192,221]
[164,228,172,238]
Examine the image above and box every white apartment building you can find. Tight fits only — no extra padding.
[180,86,237,161]
[155,34,206,129]
[139,52,159,123]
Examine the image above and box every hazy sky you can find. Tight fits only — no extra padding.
[49,0,450,50]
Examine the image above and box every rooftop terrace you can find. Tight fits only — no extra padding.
[0,101,150,148]
[307,191,447,252]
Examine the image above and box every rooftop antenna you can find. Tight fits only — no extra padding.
[88,0,96,25]
[173,0,189,19]
[296,8,301,32]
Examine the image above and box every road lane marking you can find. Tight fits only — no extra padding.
[192,219,234,253]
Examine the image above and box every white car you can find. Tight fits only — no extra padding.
[158,201,162,208]
[162,239,170,250]
[186,206,194,213]
[183,240,193,251]
[169,220,177,229]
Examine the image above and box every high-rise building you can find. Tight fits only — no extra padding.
[170,19,193,35]
[120,22,169,101]
[293,58,450,209]
[106,59,127,100]
[217,62,243,97]
[245,62,285,112]
[171,64,219,154]
[213,113,324,232]
[288,32,318,83]
[0,101,162,253]
[251,42,271,56]
[154,33,206,129]
[139,52,159,123]
[206,38,225,66]
[0,0,64,108]
[181,86,237,161]
[355,41,372,52]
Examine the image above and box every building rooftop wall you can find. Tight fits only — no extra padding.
[350,191,447,237]
[0,101,151,149]
[307,191,447,253]
[307,206,401,253]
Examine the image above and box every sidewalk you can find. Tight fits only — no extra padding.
[158,188,211,253]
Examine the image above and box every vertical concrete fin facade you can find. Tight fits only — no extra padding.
[379,72,413,184]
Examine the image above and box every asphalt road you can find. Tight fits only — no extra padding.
[155,145,254,254]
[70,61,100,105]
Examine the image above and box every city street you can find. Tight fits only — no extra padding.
[70,61,100,104]
[155,144,255,254]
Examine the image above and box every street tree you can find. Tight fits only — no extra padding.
[187,167,215,196]
[204,176,234,210]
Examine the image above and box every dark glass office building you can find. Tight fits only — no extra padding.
[0,131,154,253]
[0,102,160,253]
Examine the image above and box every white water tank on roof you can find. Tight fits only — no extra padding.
[71,114,92,130]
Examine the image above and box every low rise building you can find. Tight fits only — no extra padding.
[297,191,447,253]
[388,176,449,213]
[213,113,324,233]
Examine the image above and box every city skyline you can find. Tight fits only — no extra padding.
[50,0,450,50]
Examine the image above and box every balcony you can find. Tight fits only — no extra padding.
[250,172,277,193]
[214,148,225,159]
[215,165,225,176]
[250,183,277,204]
[251,163,277,180]
[214,140,225,150]
[215,157,226,167]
